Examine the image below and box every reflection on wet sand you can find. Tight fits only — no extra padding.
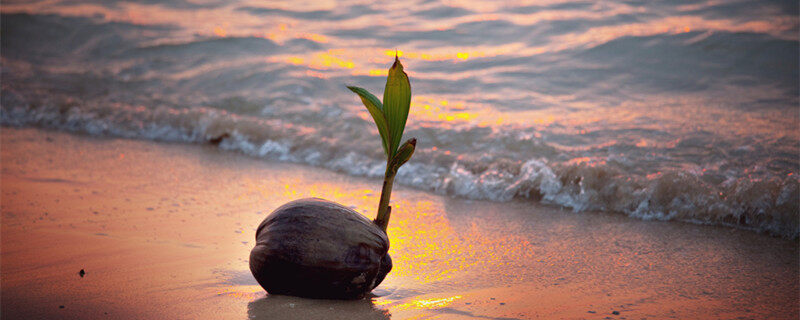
[247,295,390,320]
[387,199,537,286]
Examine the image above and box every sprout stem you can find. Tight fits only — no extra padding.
[374,166,395,233]
[374,138,415,233]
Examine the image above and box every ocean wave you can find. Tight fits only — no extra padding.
[3,101,797,238]
[1,5,797,238]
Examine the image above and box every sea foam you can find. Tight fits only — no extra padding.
[3,101,797,238]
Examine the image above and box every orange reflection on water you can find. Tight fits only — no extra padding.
[213,26,227,37]
[316,52,355,69]
[386,199,539,286]
[381,295,463,311]
[385,200,474,284]
[305,70,328,79]
[565,156,607,167]
[216,285,264,299]
[299,33,329,43]
[280,51,355,71]
[386,49,486,62]
[553,15,795,51]
[408,97,496,127]
[369,69,389,77]
[407,95,563,129]
[286,57,304,65]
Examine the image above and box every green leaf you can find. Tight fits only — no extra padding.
[388,138,416,175]
[383,56,411,158]
[347,86,391,157]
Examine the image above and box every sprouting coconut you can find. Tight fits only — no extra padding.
[250,55,415,299]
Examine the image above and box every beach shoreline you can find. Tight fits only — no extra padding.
[2,127,798,319]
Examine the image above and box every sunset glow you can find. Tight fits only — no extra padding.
[1,0,797,319]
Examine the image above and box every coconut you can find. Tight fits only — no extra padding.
[249,198,392,299]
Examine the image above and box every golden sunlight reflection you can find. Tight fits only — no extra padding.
[377,295,463,311]
[254,24,330,44]
[405,96,557,129]
[299,33,329,43]
[316,52,355,69]
[387,199,538,286]
[237,176,537,288]
[386,49,486,62]
[213,26,227,37]
[408,97,477,125]
[335,95,560,132]
[386,200,476,284]
[368,69,389,77]
[286,57,304,65]
[216,285,264,299]
[274,50,355,73]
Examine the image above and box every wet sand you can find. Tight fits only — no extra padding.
[2,127,798,319]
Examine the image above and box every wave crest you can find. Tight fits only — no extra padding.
[2,93,798,238]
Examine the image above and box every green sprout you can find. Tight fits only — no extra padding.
[347,55,416,234]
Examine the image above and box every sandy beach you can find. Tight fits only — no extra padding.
[1,127,798,319]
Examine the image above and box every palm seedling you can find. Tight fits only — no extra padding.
[249,56,416,299]
[347,55,416,233]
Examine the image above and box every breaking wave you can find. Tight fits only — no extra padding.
[2,3,798,238]
[3,100,797,238]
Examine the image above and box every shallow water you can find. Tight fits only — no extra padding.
[2,0,798,237]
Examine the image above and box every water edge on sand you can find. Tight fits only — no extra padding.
[1,127,797,319]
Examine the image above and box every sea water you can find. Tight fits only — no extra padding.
[2,0,798,237]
